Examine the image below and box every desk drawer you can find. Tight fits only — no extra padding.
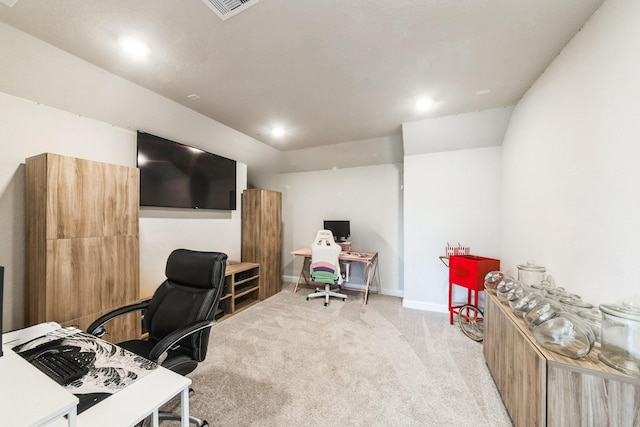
[449,255,500,291]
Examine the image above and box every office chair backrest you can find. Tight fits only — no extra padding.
[310,230,342,285]
[143,249,227,362]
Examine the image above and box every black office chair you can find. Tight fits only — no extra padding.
[87,249,228,427]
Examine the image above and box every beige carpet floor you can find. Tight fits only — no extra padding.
[165,282,513,427]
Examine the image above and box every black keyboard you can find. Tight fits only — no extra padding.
[31,352,89,385]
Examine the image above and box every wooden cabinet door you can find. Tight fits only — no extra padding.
[25,153,140,342]
[484,294,546,427]
[241,189,282,301]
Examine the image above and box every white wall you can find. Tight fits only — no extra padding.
[499,0,640,305]
[403,107,513,156]
[403,147,501,312]
[256,164,403,297]
[0,92,247,329]
[0,22,279,172]
[0,20,272,330]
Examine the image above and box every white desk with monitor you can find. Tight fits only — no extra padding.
[1,323,192,427]
[292,247,380,304]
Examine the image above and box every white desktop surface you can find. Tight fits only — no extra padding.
[2,323,192,427]
[0,350,79,427]
[49,367,191,427]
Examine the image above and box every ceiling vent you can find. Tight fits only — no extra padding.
[201,0,259,21]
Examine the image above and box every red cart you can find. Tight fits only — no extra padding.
[448,255,500,325]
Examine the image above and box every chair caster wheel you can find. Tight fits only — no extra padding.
[343,298,347,301]
[324,302,329,306]
[201,422,209,427]
[306,297,310,301]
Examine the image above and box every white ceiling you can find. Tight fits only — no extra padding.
[0,0,604,152]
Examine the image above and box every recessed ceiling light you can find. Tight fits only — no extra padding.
[415,97,435,113]
[187,94,201,100]
[119,37,150,60]
[271,126,286,138]
[476,89,491,96]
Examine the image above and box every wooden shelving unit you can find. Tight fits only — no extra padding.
[218,262,260,321]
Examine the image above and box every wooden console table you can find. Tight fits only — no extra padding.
[484,291,640,427]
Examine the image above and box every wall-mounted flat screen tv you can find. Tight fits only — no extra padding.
[137,131,236,210]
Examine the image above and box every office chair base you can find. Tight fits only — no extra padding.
[159,411,208,427]
[306,284,348,306]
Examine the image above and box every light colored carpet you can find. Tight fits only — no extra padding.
[166,283,513,427]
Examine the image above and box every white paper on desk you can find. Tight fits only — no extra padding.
[12,327,157,413]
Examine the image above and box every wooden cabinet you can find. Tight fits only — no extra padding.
[218,262,260,321]
[241,189,282,301]
[484,292,640,427]
[484,292,546,427]
[25,153,140,343]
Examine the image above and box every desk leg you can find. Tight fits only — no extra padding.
[67,407,77,427]
[180,386,190,427]
[293,257,311,293]
[151,409,159,427]
[363,258,379,305]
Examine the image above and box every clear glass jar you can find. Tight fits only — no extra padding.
[524,299,563,329]
[545,287,568,301]
[560,295,594,313]
[510,291,544,315]
[531,274,556,292]
[533,312,595,359]
[577,308,602,348]
[517,262,546,287]
[496,278,520,302]
[484,271,504,293]
[598,303,640,378]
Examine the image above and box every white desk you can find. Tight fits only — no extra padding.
[0,349,78,426]
[2,323,192,427]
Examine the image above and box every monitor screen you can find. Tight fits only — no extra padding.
[137,131,236,210]
[323,220,350,242]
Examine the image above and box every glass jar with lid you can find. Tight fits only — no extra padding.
[510,291,544,315]
[483,271,504,293]
[598,303,640,378]
[517,262,546,287]
[533,312,595,359]
[524,299,563,329]
[496,278,520,302]
[560,295,594,313]
[577,308,602,348]
[531,275,556,292]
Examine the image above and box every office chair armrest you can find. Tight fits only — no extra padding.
[86,299,151,337]
[148,320,214,362]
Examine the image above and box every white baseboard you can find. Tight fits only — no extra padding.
[402,299,449,313]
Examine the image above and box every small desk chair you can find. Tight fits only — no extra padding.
[88,248,227,427]
[307,230,348,306]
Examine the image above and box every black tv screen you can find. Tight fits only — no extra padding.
[137,131,236,210]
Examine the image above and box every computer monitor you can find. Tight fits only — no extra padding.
[323,220,350,242]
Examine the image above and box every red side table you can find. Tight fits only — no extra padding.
[448,255,500,324]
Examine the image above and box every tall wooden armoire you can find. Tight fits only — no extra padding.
[241,189,282,300]
[25,153,140,342]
